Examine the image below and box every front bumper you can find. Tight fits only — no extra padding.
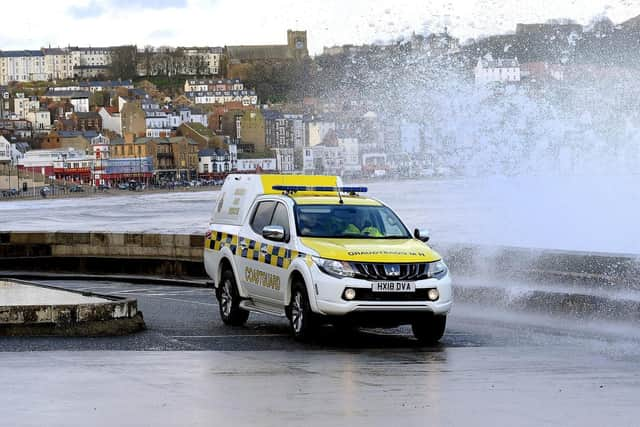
[310,265,453,317]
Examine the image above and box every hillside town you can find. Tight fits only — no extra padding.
[2,15,640,196]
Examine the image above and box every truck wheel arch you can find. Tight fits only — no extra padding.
[287,267,318,313]
[217,256,247,297]
[218,257,233,286]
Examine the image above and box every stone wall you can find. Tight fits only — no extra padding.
[0,231,205,277]
[1,231,639,286]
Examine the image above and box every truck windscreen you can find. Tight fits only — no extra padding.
[294,205,412,239]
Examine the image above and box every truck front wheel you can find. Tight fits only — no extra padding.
[412,314,446,344]
[218,269,249,326]
[289,283,317,341]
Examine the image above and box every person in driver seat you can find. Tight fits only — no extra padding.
[361,221,382,237]
[300,213,326,236]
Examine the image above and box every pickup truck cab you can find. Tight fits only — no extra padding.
[204,174,452,342]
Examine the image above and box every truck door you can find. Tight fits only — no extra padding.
[236,200,290,304]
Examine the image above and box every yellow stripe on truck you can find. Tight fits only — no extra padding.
[205,231,312,269]
[299,237,441,263]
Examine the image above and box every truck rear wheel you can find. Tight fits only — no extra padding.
[412,314,446,344]
[289,283,316,341]
[218,269,249,326]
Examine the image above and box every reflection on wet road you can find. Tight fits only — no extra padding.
[1,280,639,426]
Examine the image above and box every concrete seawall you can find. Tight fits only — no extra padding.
[439,243,640,290]
[0,231,205,277]
[1,231,638,285]
[2,231,639,321]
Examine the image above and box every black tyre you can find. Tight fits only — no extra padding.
[217,269,249,326]
[289,283,316,341]
[412,314,446,344]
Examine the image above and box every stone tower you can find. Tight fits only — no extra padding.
[287,30,308,58]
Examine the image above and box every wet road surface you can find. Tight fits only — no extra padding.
[1,279,639,426]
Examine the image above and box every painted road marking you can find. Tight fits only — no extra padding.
[172,334,288,338]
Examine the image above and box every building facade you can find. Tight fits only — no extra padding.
[0,51,47,84]
[475,56,521,85]
[0,135,10,163]
[264,110,307,170]
[43,48,74,80]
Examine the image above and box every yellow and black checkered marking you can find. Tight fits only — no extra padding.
[205,231,238,254]
[206,230,311,269]
[238,237,302,269]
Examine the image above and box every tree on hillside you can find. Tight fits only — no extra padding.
[111,45,138,80]
[140,45,155,76]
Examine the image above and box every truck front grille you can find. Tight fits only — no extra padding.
[350,262,431,281]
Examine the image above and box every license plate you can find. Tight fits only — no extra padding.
[371,282,415,292]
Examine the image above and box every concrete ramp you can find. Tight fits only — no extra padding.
[0,279,144,336]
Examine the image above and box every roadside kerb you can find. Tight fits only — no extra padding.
[0,279,145,336]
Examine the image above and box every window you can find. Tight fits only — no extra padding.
[270,203,290,240]
[251,201,276,234]
[295,205,411,239]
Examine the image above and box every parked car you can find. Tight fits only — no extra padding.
[69,185,84,193]
[1,189,18,197]
[117,183,129,190]
[128,180,142,191]
[97,184,110,191]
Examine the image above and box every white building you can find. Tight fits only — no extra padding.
[186,90,258,106]
[303,142,344,175]
[303,136,361,176]
[53,80,134,93]
[198,148,231,175]
[272,147,295,173]
[98,107,122,136]
[67,47,112,78]
[91,134,110,186]
[182,47,223,75]
[43,90,90,112]
[19,148,86,176]
[9,143,24,164]
[236,157,277,172]
[70,47,112,71]
[145,110,171,138]
[0,135,10,163]
[0,50,47,85]
[307,121,336,147]
[171,108,208,129]
[0,47,116,84]
[184,78,244,93]
[138,47,223,77]
[475,56,521,85]
[43,48,74,80]
[26,109,51,134]
[340,137,360,175]
[13,96,40,119]
[0,86,9,118]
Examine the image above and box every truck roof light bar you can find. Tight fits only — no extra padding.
[272,185,368,195]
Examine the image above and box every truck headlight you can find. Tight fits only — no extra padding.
[428,260,448,279]
[312,256,357,278]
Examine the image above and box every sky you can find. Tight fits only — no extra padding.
[1,0,639,55]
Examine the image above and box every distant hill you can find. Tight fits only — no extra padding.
[620,14,640,31]
[463,17,640,68]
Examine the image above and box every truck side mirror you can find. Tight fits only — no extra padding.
[414,228,430,242]
[263,225,286,242]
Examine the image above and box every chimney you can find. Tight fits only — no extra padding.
[124,132,134,144]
